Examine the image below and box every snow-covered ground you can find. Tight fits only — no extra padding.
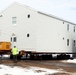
[0,59,76,75]
[62,59,76,63]
[0,64,64,75]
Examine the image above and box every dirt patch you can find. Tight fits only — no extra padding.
[0,60,76,74]
[49,72,70,75]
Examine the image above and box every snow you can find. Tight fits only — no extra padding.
[2,54,10,58]
[62,59,76,63]
[66,59,76,63]
[0,59,76,75]
[0,64,61,75]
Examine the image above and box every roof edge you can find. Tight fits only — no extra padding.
[0,2,75,25]
[38,11,76,25]
[0,2,37,14]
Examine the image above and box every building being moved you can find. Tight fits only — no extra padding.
[0,3,76,58]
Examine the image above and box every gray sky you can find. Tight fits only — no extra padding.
[0,0,76,23]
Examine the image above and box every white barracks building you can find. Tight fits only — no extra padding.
[0,3,76,54]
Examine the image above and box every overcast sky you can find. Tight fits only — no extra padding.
[0,0,76,23]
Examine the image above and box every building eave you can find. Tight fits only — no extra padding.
[0,2,75,25]
[38,11,76,25]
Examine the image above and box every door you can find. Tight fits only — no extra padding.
[10,35,17,48]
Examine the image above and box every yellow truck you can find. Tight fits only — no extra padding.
[0,42,11,54]
[0,42,23,59]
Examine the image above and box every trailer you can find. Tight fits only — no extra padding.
[0,41,73,60]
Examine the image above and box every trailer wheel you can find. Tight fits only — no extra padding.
[17,55,22,60]
[10,54,13,59]
[66,55,70,59]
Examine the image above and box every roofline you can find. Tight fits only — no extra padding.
[0,2,15,14]
[0,2,37,14]
[13,2,38,12]
[0,2,75,25]
[15,2,76,25]
[38,11,76,25]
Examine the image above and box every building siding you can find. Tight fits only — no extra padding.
[0,3,76,53]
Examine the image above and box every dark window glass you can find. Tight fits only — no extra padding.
[67,24,69,31]
[14,37,17,42]
[74,40,75,47]
[28,14,30,18]
[0,15,2,17]
[11,37,12,42]
[63,37,64,40]
[67,39,69,46]
[74,26,75,32]
[27,34,30,37]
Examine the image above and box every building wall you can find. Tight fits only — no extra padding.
[0,3,37,51]
[36,12,76,53]
[0,3,76,53]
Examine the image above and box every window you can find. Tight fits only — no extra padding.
[11,36,17,42]
[27,34,30,37]
[0,15,2,17]
[67,24,69,31]
[74,40,76,47]
[10,37,12,42]
[14,37,17,42]
[28,14,30,18]
[67,39,69,46]
[63,37,64,40]
[63,22,64,24]
[74,26,75,33]
[12,17,17,25]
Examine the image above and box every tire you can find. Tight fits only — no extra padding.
[17,55,22,60]
[10,54,13,59]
